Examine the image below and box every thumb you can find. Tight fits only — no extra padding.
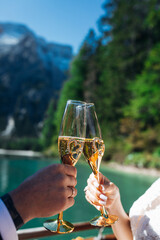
[98,172,110,185]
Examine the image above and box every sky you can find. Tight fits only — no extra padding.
[0,0,105,54]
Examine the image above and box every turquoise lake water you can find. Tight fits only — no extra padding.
[0,157,158,239]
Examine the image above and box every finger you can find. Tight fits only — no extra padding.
[63,164,77,178]
[56,172,77,189]
[85,193,102,211]
[88,172,96,183]
[87,173,108,191]
[67,186,77,198]
[98,173,117,194]
[86,173,115,204]
[105,186,119,200]
[63,197,75,211]
[85,192,96,206]
[67,175,77,187]
[99,172,110,186]
[85,188,100,206]
[87,176,115,200]
[87,172,106,186]
[87,188,108,208]
[87,174,106,195]
[85,177,108,203]
[86,175,107,203]
[87,180,102,197]
[87,174,97,189]
[102,182,118,196]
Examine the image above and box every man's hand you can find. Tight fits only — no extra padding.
[10,164,77,223]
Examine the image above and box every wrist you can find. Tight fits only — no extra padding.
[9,188,32,224]
[107,197,126,217]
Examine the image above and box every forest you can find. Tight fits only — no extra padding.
[41,0,160,169]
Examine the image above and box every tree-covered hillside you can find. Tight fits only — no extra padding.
[43,0,160,168]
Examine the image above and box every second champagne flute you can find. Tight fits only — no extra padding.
[43,100,86,233]
[83,103,118,227]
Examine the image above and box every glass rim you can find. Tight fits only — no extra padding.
[67,99,86,105]
[85,102,95,107]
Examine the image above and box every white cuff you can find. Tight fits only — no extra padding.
[0,199,18,240]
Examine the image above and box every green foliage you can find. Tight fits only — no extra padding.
[54,53,86,134]
[153,147,160,158]
[95,0,160,137]
[41,99,57,148]
[54,29,99,133]
[42,0,160,169]
[0,137,42,151]
[103,136,130,163]
[125,43,160,125]
[124,152,160,169]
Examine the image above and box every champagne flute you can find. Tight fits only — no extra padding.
[83,103,118,227]
[43,100,86,233]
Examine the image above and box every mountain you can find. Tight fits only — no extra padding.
[0,22,73,137]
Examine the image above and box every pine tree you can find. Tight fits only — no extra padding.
[125,43,160,126]
[96,0,160,134]
[41,99,57,148]
[54,29,99,132]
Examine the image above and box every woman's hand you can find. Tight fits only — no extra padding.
[84,172,120,214]
[85,172,133,240]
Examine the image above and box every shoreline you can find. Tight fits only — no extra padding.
[0,148,42,158]
[104,161,160,177]
[0,148,159,177]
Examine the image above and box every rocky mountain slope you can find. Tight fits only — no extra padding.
[0,22,73,137]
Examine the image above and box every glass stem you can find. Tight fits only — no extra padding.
[95,172,108,218]
[100,206,108,218]
[58,211,63,223]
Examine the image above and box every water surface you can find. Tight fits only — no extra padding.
[0,157,157,239]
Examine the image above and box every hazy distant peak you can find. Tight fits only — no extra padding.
[0,22,73,137]
[0,22,34,39]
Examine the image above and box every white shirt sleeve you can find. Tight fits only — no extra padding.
[129,178,160,239]
[0,199,18,240]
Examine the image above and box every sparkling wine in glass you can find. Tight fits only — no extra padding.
[83,103,118,227]
[43,100,86,233]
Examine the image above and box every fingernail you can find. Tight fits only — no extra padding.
[100,194,107,201]
[90,173,94,179]
[99,200,107,206]
[93,181,99,188]
[97,206,101,211]
[100,185,105,191]
[84,186,87,192]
